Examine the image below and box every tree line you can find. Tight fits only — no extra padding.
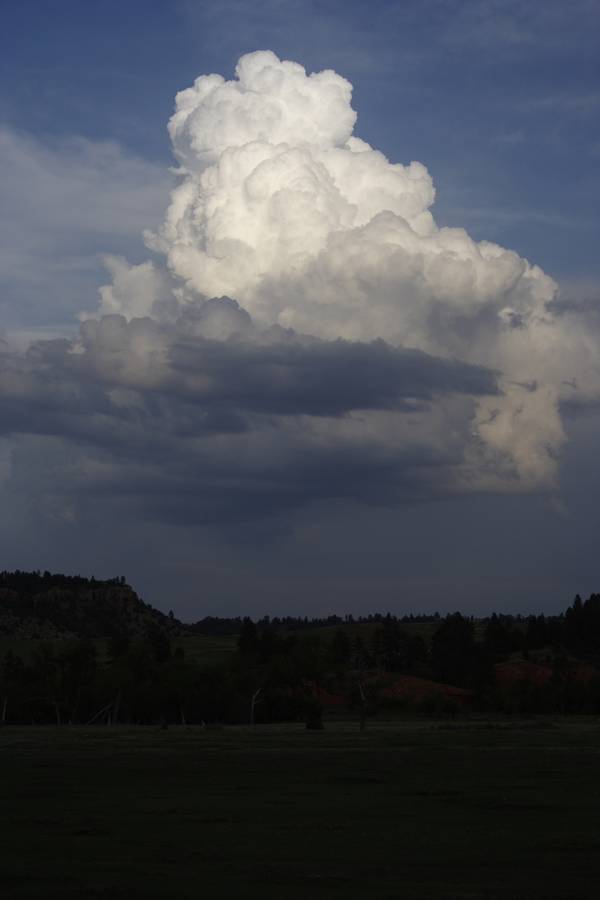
[1,573,600,726]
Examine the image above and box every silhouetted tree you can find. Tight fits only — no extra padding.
[238,618,259,659]
[330,629,351,667]
[484,614,522,657]
[431,613,478,687]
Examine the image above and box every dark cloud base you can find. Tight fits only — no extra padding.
[0,297,498,526]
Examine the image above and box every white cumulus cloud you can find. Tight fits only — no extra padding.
[72,51,600,499]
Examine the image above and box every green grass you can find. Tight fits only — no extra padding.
[0,623,442,669]
[2,718,600,898]
[0,618,476,668]
[292,617,485,647]
[0,634,239,668]
[173,633,238,665]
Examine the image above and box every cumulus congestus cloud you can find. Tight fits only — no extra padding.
[3,51,598,525]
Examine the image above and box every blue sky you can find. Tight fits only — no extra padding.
[2,0,598,282]
[0,1,599,617]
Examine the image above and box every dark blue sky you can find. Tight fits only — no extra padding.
[2,0,598,280]
[1,1,599,618]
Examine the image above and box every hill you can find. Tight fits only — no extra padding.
[0,570,182,641]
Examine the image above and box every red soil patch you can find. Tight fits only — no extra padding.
[301,680,346,707]
[380,674,473,705]
[494,659,554,688]
[568,663,598,684]
[494,659,598,688]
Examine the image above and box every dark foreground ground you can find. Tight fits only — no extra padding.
[1,719,600,899]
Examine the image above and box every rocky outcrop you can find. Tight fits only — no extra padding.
[0,573,182,640]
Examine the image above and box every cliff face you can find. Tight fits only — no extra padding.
[0,573,181,640]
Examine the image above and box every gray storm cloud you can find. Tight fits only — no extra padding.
[3,50,598,527]
[0,300,498,522]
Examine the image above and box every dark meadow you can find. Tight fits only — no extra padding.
[2,571,600,898]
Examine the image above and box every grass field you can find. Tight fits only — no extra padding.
[0,619,486,675]
[0,633,240,667]
[1,718,600,899]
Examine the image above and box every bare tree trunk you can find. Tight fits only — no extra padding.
[111,689,122,726]
[1,696,7,725]
[180,703,187,727]
[358,681,367,732]
[86,702,113,725]
[250,688,262,725]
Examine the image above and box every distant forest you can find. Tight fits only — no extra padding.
[1,570,600,726]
